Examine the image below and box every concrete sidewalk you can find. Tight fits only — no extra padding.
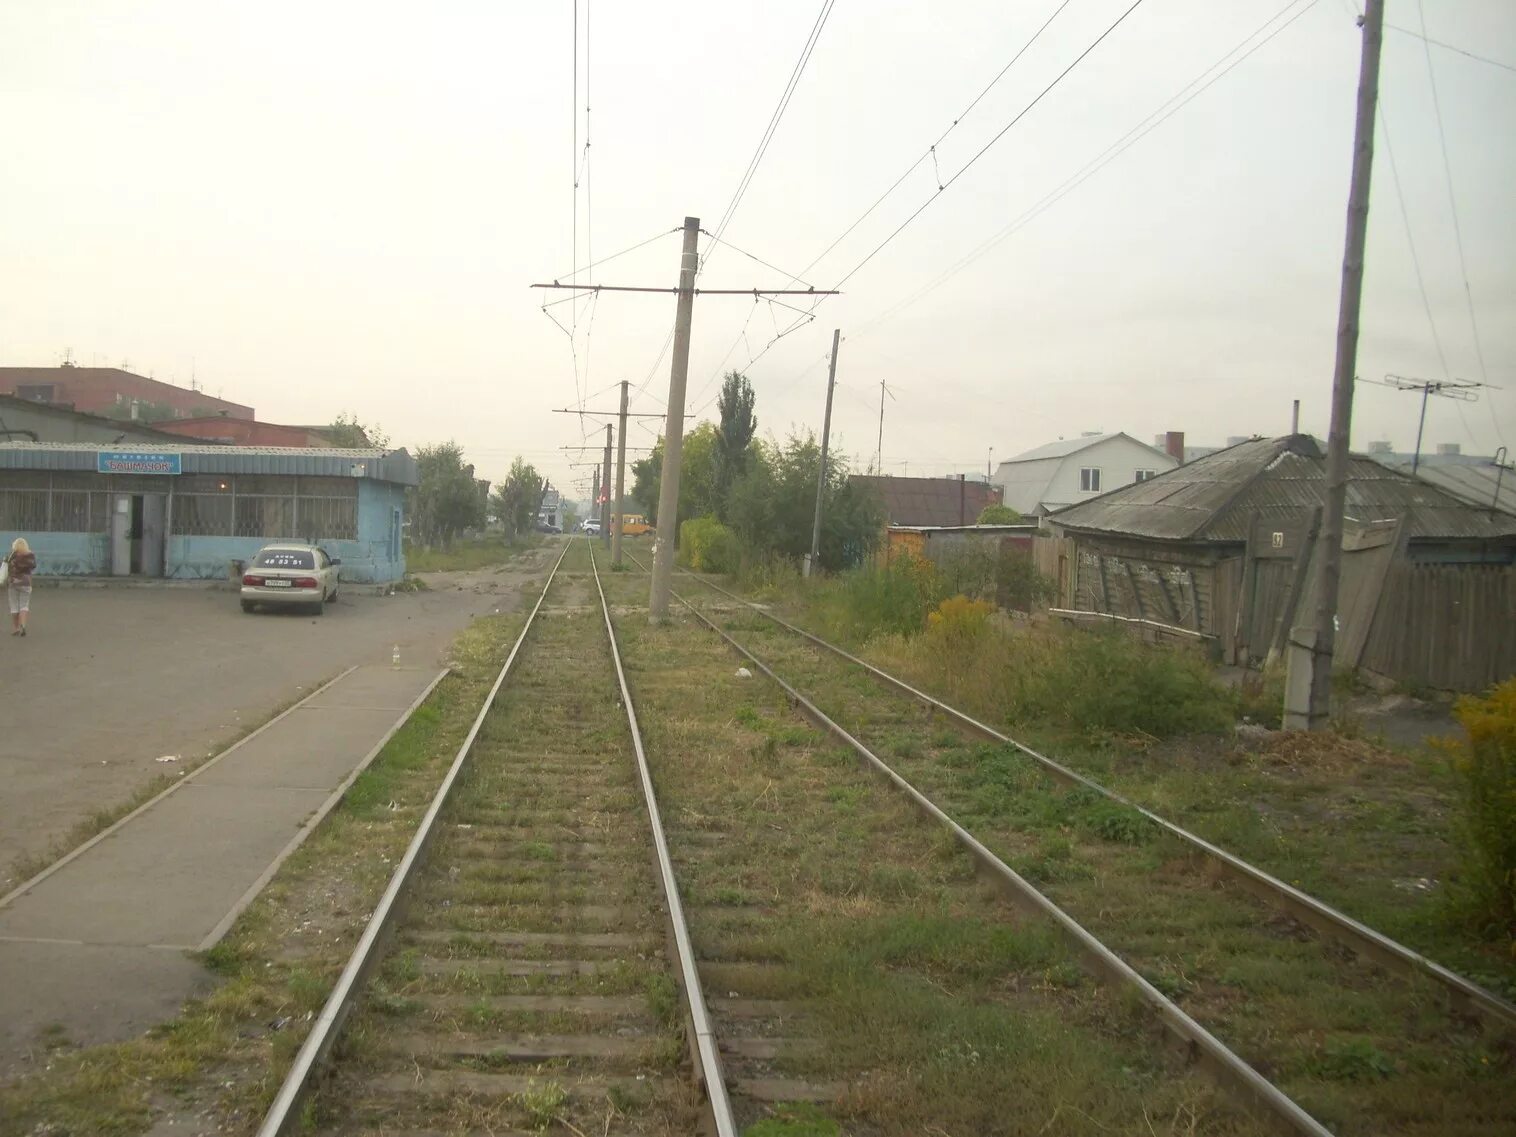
[0,662,446,1067]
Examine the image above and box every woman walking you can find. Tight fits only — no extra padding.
[5,537,37,636]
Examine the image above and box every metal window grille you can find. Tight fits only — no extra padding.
[0,490,49,531]
[295,495,358,541]
[174,494,234,536]
[234,495,296,539]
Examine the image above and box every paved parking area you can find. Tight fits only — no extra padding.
[0,553,551,883]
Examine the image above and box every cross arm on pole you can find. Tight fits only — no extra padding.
[531,283,839,296]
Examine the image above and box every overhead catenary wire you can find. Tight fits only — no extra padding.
[1415,0,1501,447]
[783,0,1077,290]
[702,0,837,272]
[1377,100,1450,383]
[851,0,1322,340]
[762,0,1152,349]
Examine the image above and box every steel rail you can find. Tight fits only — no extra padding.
[588,540,738,1136]
[663,585,1332,1137]
[672,568,1516,1031]
[255,542,572,1137]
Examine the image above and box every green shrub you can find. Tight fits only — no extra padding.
[1440,678,1516,946]
[1000,626,1233,739]
[678,515,739,573]
[809,554,939,641]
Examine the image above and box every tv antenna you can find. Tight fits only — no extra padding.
[1365,374,1497,473]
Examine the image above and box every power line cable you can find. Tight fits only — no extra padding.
[702,0,837,271]
[828,0,1150,295]
[1416,0,1499,447]
[850,0,1320,339]
[1377,101,1450,382]
[1387,23,1516,74]
[783,0,1077,289]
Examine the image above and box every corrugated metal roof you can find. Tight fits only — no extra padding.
[0,442,419,485]
[1391,461,1515,516]
[850,475,1003,527]
[1048,435,1516,543]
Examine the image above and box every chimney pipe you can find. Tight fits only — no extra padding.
[1164,431,1185,463]
[1291,400,1300,434]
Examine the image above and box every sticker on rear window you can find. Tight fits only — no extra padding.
[256,551,315,569]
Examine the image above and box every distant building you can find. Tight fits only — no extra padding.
[0,365,253,421]
[0,393,200,447]
[992,432,1178,516]
[154,416,335,447]
[1361,440,1514,516]
[1043,434,1516,691]
[848,474,1003,527]
[0,442,417,582]
[538,486,563,528]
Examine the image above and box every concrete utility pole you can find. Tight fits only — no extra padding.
[649,217,701,620]
[807,329,842,577]
[613,379,629,566]
[1284,0,1384,732]
[592,463,600,528]
[601,425,613,545]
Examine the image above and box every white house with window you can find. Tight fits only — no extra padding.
[990,432,1177,516]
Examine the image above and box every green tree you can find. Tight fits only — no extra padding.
[729,432,884,571]
[977,503,1022,524]
[491,457,544,539]
[713,371,757,520]
[326,412,391,449]
[629,423,720,528]
[411,442,484,548]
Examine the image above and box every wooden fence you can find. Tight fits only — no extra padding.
[1361,563,1516,692]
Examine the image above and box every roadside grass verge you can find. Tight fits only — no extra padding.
[1,675,342,892]
[0,612,528,1137]
[617,611,1265,1136]
[406,533,542,573]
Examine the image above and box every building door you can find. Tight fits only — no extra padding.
[110,494,132,576]
[141,494,167,577]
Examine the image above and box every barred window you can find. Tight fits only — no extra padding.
[235,494,296,538]
[297,495,358,541]
[175,494,233,536]
[0,490,49,531]
[51,491,91,532]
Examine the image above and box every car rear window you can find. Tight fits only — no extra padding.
[255,550,315,569]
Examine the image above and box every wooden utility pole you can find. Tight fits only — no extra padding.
[601,424,613,546]
[530,218,838,614]
[1284,0,1384,731]
[807,329,842,577]
[613,379,629,566]
[650,217,701,619]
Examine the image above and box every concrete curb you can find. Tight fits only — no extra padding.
[197,666,450,951]
[0,666,361,913]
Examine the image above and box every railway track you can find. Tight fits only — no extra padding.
[256,538,1287,1136]
[256,540,734,1136]
[610,554,1514,1136]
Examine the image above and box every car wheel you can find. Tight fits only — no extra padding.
[241,600,256,613]
[312,597,325,616]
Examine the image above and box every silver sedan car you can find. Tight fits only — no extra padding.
[240,543,340,614]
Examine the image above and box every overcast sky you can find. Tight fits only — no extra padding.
[2,1,1512,499]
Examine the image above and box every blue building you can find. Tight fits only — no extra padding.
[0,443,417,583]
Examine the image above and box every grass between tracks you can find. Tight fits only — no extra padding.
[674,592,1515,1135]
[615,607,1268,1137]
[0,611,531,1137]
